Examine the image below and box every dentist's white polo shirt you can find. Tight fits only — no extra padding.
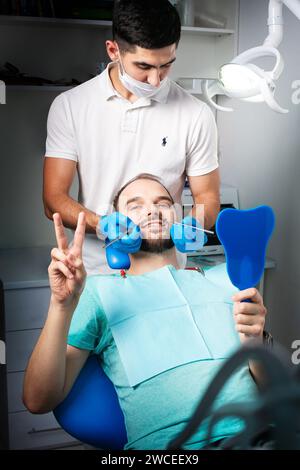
[45,63,218,275]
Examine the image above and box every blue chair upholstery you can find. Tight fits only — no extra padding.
[53,355,127,449]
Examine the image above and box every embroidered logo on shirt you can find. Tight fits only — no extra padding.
[162,137,168,147]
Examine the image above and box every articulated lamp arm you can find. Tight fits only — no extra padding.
[202,0,300,114]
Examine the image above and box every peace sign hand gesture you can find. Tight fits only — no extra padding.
[48,212,87,306]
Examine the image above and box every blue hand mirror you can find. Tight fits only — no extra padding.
[216,205,275,291]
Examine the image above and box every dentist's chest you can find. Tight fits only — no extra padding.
[125,104,188,169]
[78,101,189,171]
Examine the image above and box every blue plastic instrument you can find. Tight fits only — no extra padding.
[105,241,131,270]
[216,205,275,291]
[100,213,142,270]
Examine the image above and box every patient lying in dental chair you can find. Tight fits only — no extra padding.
[23,174,268,450]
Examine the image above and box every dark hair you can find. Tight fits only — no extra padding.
[113,173,174,211]
[112,0,181,53]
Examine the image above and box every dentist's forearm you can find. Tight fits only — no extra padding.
[44,193,99,234]
[190,197,220,230]
[23,297,78,413]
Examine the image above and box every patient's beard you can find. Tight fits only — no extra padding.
[140,237,174,254]
[139,214,174,254]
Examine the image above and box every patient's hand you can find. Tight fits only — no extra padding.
[48,212,86,306]
[232,288,267,343]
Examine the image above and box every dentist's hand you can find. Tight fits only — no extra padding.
[170,216,207,253]
[48,212,86,306]
[232,288,267,343]
[98,212,142,253]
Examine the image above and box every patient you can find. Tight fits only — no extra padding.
[23,174,268,450]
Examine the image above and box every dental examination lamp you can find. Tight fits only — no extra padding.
[202,0,300,113]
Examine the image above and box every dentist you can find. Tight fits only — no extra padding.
[43,0,220,274]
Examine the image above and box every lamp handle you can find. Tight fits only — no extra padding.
[232,45,284,80]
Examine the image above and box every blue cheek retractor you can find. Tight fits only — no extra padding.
[216,205,275,292]
[101,213,141,270]
[105,241,131,270]
[170,216,207,253]
[105,217,207,270]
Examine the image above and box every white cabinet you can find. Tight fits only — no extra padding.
[172,0,239,86]
[7,372,26,413]
[0,247,79,449]
[9,411,76,450]
[0,0,239,92]
[5,287,50,332]
[6,330,42,373]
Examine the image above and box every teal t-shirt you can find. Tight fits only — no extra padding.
[67,265,258,450]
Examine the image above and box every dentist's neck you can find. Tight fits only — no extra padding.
[127,248,179,276]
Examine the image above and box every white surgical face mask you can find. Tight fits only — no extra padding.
[117,54,168,99]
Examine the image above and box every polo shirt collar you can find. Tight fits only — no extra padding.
[101,62,170,104]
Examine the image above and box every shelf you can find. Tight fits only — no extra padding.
[176,78,224,96]
[6,85,76,92]
[0,15,235,35]
[5,83,224,95]
[6,82,223,95]
[187,255,276,270]
[6,85,203,95]
[0,15,112,28]
[183,88,224,96]
[185,89,204,95]
[181,26,235,36]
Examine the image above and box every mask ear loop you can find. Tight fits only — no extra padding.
[114,42,124,73]
[117,56,124,74]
